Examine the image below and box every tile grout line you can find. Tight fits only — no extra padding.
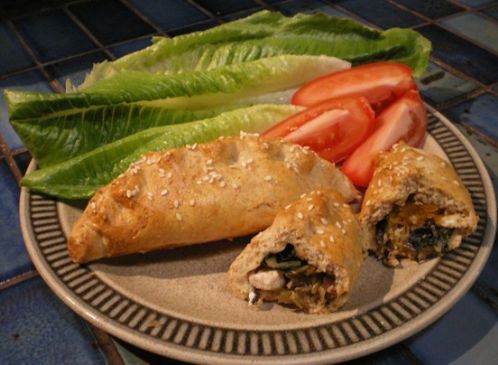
[118,0,169,36]
[471,283,498,314]
[0,131,23,184]
[62,6,116,61]
[185,0,225,23]
[89,324,126,365]
[6,20,64,93]
[0,270,38,291]
[399,342,425,365]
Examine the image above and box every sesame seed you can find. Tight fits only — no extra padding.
[219,181,226,188]
[189,199,196,207]
[262,142,269,150]
[290,146,297,153]
[329,236,335,243]
[175,213,182,221]
[196,180,202,185]
[232,183,239,190]
[147,192,153,200]
[452,180,459,185]
[300,193,307,199]
[91,202,96,210]
[206,159,213,166]
[440,162,446,167]
[296,212,304,220]
[416,156,424,161]
[264,175,273,182]
[308,204,314,211]
[285,204,292,210]
[158,168,166,177]
[341,228,346,234]
[342,204,349,208]
[316,228,324,234]
[335,221,342,229]
[320,218,329,225]
[333,202,340,207]
[320,240,325,248]
[167,172,173,179]
[174,200,180,208]
[246,158,254,165]
[241,161,247,168]
[160,189,168,196]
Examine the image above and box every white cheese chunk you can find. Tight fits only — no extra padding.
[249,270,285,291]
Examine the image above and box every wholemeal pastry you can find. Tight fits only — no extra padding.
[227,190,365,314]
[359,142,478,266]
[68,135,358,263]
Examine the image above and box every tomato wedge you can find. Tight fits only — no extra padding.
[292,62,416,110]
[263,97,375,162]
[341,90,428,187]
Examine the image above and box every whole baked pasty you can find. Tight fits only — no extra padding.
[68,135,358,263]
[359,142,478,266]
[228,190,365,314]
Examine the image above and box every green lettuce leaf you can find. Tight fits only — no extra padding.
[22,104,301,199]
[11,104,238,167]
[5,55,348,120]
[76,10,431,90]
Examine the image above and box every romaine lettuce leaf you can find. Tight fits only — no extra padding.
[21,104,301,199]
[76,10,431,90]
[6,55,348,120]
[11,104,238,167]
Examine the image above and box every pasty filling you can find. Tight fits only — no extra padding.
[248,244,337,311]
[376,198,455,261]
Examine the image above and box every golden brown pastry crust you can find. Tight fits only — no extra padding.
[68,135,358,263]
[227,189,365,314]
[359,142,478,264]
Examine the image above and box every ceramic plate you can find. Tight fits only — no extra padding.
[20,109,496,364]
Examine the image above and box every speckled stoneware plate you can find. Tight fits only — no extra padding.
[20,108,496,364]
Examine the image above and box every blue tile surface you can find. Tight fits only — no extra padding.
[444,93,498,142]
[407,291,498,365]
[0,160,33,283]
[68,0,155,45]
[46,51,108,89]
[274,0,352,18]
[167,19,220,37]
[194,0,260,16]
[335,0,424,28]
[455,0,496,6]
[440,13,498,54]
[417,62,478,106]
[109,38,153,58]
[13,9,96,62]
[395,0,465,18]
[0,277,107,365]
[0,22,33,75]
[416,24,498,84]
[0,70,52,149]
[127,0,209,31]
[481,4,498,19]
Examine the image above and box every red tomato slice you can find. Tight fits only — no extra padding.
[341,90,428,187]
[263,97,375,162]
[292,62,416,110]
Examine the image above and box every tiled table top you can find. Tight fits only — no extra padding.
[0,1,497,364]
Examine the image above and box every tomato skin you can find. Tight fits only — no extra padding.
[263,97,375,163]
[292,62,416,110]
[341,90,428,187]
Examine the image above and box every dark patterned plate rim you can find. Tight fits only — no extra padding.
[19,107,496,364]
